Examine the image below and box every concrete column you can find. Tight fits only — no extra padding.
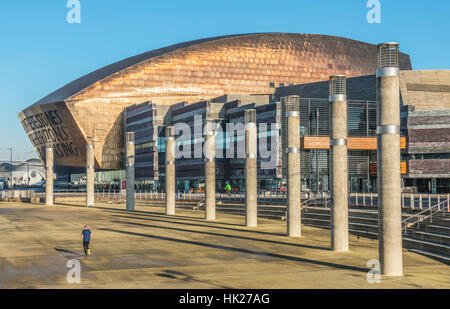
[126,132,135,211]
[285,96,301,237]
[45,146,54,206]
[245,109,258,227]
[329,75,349,252]
[165,127,176,215]
[86,144,95,208]
[205,120,216,221]
[376,42,403,276]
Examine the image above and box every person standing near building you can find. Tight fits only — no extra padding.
[81,226,92,255]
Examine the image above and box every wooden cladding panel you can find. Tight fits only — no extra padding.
[370,162,407,175]
[302,137,407,150]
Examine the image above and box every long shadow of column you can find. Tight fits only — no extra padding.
[100,228,369,273]
[110,219,330,251]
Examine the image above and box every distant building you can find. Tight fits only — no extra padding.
[399,70,450,193]
[0,159,44,187]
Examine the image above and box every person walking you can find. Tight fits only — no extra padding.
[81,226,92,255]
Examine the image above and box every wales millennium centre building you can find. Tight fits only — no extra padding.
[18,33,450,194]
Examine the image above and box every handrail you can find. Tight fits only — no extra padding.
[402,198,449,235]
[281,198,312,221]
[301,199,313,210]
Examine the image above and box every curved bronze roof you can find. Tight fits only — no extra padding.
[32,33,411,107]
[32,34,245,107]
[20,33,412,171]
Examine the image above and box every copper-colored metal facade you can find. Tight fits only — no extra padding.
[18,33,412,170]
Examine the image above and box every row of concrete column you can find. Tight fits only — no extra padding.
[45,142,96,208]
[44,42,403,277]
[326,42,403,277]
[158,44,402,276]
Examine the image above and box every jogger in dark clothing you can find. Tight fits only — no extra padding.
[81,226,92,255]
[83,240,90,255]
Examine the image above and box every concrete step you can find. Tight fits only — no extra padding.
[349,216,378,225]
[304,208,383,220]
[216,205,283,213]
[403,238,450,256]
[426,225,450,236]
[303,208,330,216]
[220,210,283,221]
[407,249,450,265]
[431,216,450,227]
[302,218,330,227]
[410,217,450,231]
[136,201,198,206]
[301,221,378,240]
[205,205,285,220]
[350,205,379,211]
[348,229,378,240]
[302,213,330,220]
[304,215,378,226]
[409,231,450,246]
[348,210,379,219]
[349,222,379,233]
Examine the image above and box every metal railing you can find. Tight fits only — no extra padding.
[348,192,450,209]
[402,198,450,235]
[3,188,450,213]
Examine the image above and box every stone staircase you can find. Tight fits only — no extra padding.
[132,199,450,265]
[182,200,287,220]
[403,214,450,264]
[302,207,450,265]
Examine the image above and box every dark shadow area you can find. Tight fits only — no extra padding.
[110,219,329,251]
[104,207,245,227]
[110,212,286,237]
[54,247,83,256]
[51,203,89,209]
[100,228,369,273]
[156,270,230,289]
[54,202,286,236]
[55,202,244,227]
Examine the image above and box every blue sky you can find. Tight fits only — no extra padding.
[0,0,449,161]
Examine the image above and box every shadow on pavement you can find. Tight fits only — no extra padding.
[100,228,369,273]
[110,219,330,251]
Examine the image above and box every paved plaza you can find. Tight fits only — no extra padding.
[0,202,448,289]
